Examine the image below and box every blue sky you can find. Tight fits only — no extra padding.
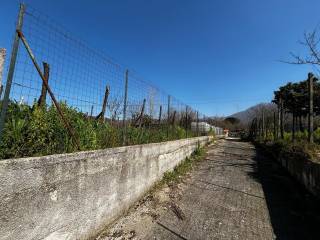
[0,0,319,116]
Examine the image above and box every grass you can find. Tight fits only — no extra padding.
[153,141,209,191]
[255,138,320,164]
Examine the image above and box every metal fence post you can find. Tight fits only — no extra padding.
[185,106,188,138]
[0,4,25,140]
[167,95,170,139]
[0,48,6,99]
[196,111,199,137]
[122,69,129,145]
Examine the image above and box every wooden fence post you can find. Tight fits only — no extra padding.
[38,62,50,106]
[96,84,110,122]
[138,98,146,128]
[158,105,162,124]
[172,110,176,125]
[17,30,80,149]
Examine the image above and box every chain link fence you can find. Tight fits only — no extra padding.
[0,3,222,160]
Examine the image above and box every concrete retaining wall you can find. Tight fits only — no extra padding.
[0,136,212,240]
[278,156,320,198]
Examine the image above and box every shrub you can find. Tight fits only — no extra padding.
[0,101,202,159]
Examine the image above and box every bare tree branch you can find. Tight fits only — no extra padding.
[281,28,320,67]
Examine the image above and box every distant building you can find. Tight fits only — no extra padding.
[191,122,224,135]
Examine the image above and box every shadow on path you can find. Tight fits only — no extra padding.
[249,147,320,240]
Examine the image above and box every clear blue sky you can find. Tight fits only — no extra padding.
[0,0,319,116]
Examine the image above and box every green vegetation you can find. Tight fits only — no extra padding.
[248,72,320,163]
[161,143,206,185]
[256,139,320,164]
[0,101,198,160]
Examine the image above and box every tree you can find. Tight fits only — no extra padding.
[284,28,320,68]
[224,117,240,125]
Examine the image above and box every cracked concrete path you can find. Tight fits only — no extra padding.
[98,139,320,240]
[144,140,274,240]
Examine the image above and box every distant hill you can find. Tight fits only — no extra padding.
[229,103,276,124]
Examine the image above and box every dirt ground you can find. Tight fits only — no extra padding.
[96,139,320,240]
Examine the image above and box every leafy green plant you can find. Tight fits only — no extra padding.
[0,101,204,160]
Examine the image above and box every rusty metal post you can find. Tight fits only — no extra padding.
[308,73,314,143]
[0,4,25,140]
[122,69,129,146]
[17,30,81,150]
[38,62,49,107]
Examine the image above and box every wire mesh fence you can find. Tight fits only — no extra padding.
[0,3,222,160]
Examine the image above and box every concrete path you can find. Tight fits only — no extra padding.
[99,139,320,240]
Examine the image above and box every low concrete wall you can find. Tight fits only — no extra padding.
[278,156,320,198]
[0,136,211,240]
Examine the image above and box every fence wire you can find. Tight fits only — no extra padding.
[0,3,222,160]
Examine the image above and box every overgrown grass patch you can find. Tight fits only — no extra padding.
[255,139,320,164]
[157,143,207,188]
